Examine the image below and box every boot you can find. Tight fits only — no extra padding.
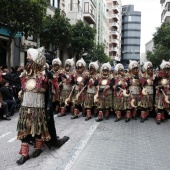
[57,107,66,117]
[53,136,69,148]
[16,143,30,165]
[95,111,103,122]
[82,107,86,117]
[125,110,131,122]
[31,139,43,158]
[140,111,147,123]
[115,111,121,122]
[71,108,79,119]
[132,109,137,120]
[93,107,98,117]
[161,113,165,122]
[85,109,91,121]
[156,113,162,124]
[104,110,110,120]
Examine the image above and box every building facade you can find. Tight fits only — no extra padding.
[107,0,122,62]
[160,0,170,23]
[121,5,141,69]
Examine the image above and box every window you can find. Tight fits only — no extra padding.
[70,0,73,11]
[84,2,89,13]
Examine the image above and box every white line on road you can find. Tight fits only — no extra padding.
[64,121,100,170]
[0,132,12,139]
[7,136,17,142]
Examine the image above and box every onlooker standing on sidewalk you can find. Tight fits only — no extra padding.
[0,92,11,120]
[0,80,16,116]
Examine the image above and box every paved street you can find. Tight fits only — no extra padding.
[0,112,170,170]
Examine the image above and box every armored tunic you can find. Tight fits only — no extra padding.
[17,71,50,141]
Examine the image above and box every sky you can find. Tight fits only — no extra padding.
[121,0,161,53]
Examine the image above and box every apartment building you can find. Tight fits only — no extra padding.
[107,0,122,62]
[160,0,170,23]
[121,5,141,69]
[96,0,110,56]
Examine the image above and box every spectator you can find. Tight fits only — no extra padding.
[0,80,16,116]
[0,92,11,120]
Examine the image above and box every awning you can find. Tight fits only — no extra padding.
[0,26,22,37]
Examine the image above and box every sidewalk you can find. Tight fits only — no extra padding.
[1,113,170,170]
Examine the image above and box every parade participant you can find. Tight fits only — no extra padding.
[112,63,129,122]
[84,61,99,121]
[16,48,69,165]
[95,62,112,122]
[139,61,154,122]
[57,58,75,117]
[155,60,170,124]
[51,57,62,114]
[125,60,141,122]
[71,58,87,119]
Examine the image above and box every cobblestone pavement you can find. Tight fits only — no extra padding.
[0,112,170,170]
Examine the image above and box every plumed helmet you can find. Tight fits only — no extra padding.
[76,58,86,67]
[142,61,152,72]
[65,58,75,67]
[52,57,62,66]
[89,60,99,71]
[114,63,124,72]
[101,62,111,71]
[160,60,170,69]
[27,47,46,66]
[128,60,139,70]
[27,48,39,61]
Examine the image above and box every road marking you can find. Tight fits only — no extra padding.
[0,132,12,139]
[64,121,100,170]
[7,136,17,142]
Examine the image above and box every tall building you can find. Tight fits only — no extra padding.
[107,0,122,62]
[160,0,170,23]
[64,0,96,25]
[96,0,110,56]
[121,5,141,69]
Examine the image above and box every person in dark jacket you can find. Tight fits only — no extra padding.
[0,80,16,116]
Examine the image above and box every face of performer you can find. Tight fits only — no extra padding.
[102,67,109,77]
[118,69,124,76]
[147,67,153,76]
[25,59,33,73]
[163,67,170,77]
[65,63,71,72]
[131,67,139,76]
[89,65,96,75]
[77,64,84,74]
[53,63,60,72]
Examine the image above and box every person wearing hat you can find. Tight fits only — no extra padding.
[154,60,170,124]
[16,48,69,165]
[71,58,88,119]
[95,62,113,122]
[139,61,155,122]
[112,63,129,122]
[51,57,63,114]
[57,58,75,117]
[125,60,141,122]
[83,60,99,121]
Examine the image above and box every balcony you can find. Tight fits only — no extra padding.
[83,12,95,24]
[83,0,96,24]
[110,22,119,28]
[109,5,119,13]
[112,39,119,44]
[111,30,119,36]
[109,47,118,52]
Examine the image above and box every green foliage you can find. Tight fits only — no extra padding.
[0,0,48,38]
[146,23,170,67]
[85,44,112,65]
[70,20,96,57]
[40,9,72,51]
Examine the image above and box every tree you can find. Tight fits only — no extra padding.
[146,23,170,67]
[0,0,48,68]
[70,20,96,58]
[40,9,72,52]
[85,44,112,65]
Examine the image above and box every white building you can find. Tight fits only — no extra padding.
[107,0,122,61]
[160,0,170,23]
